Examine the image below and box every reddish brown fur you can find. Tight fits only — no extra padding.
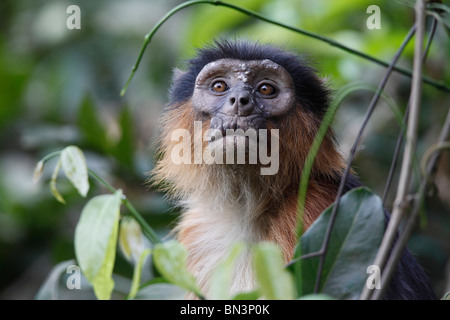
[152,100,346,264]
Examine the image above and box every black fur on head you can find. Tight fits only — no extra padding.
[169,39,331,119]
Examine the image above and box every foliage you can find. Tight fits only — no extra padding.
[294,187,385,299]
[0,0,449,300]
[34,147,386,300]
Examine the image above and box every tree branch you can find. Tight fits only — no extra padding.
[372,105,450,300]
[360,0,427,300]
[311,24,417,294]
[120,0,449,96]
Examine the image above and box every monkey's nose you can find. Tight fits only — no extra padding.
[228,92,253,116]
[238,96,249,105]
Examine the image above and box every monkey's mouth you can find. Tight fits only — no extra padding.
[209,115,266,135]
[209,114,265,137]
[206,115,269,157]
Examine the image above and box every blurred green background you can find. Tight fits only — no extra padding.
[0,0,448,299]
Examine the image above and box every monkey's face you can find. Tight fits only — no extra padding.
[192,58,295,148]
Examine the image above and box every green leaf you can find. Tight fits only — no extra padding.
[297,81,403,238]
[232,290,261,300]
[128,249,151,300]
[91,218,119,300]
[253,242,295,300]
[118,216,145,262]
[61,145,90,197]
[209,242,245,300]
[297,187,385,299]
[152,240,201,297]
[74,190,123,300]
[50,159,65,204]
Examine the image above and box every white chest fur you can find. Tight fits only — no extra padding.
[178,193,264,298]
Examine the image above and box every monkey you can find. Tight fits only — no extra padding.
[151,39,436,300]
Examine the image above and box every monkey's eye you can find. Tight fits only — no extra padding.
[257,83,276,96]
[211,81,229,93]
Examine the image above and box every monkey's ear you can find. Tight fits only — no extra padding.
[171,68,188,85]
[168,67,191,103]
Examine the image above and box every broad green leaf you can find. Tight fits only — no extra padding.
[209,242,245,300]
[297,187,385,299]
[61,145,89,197]
[153,240,201,297]
[118,216,145,262]
[128,249,151,300]
[91,217,119,300]
[74,190,122,300]
[50,158,65,204]
[35,260,76,300]
[253,242,295,300]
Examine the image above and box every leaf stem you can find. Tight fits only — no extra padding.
[40,151,62,164]
[372,105,450,300]
[123,199,161,245]
[314,24,417,295]
[381,16,438,206]
[88,169,161,245]
[120,0,449,96]
[212,1,447,91]
[360,0,426,300]
[120,0,214,96]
